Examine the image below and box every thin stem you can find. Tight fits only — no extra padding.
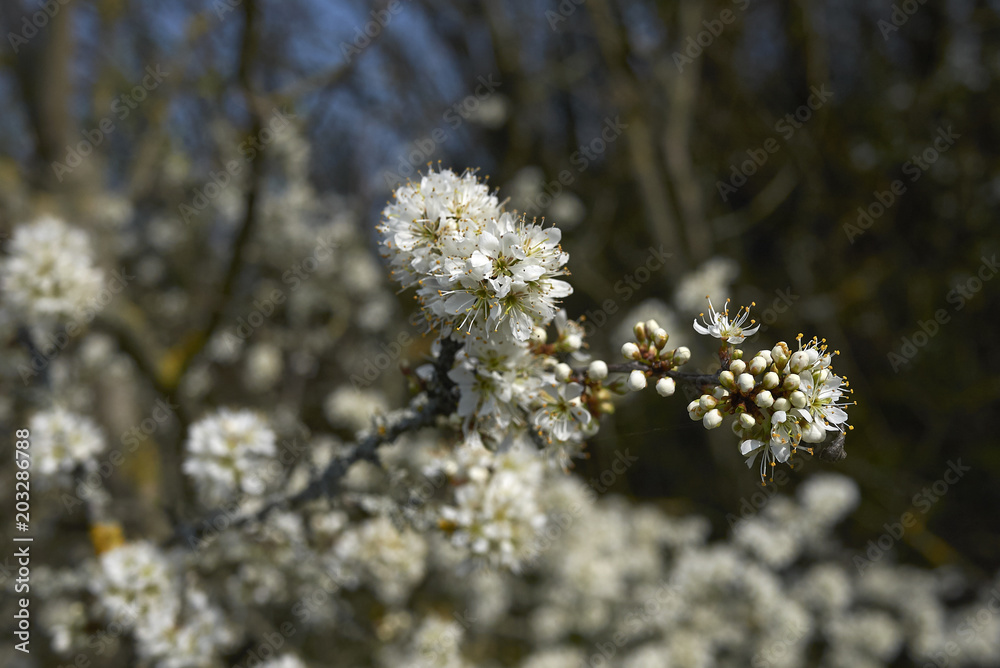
[168,337,463,550]
[604,362,721,387]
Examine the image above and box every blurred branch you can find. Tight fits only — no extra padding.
[168,337,463,549]
[585,0,685,276]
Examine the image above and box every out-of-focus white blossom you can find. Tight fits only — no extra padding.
[183,409,278,505]
[29,407,105,486]
[0,217,104,325]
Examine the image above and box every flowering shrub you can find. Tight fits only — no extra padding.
[3,160,998,668]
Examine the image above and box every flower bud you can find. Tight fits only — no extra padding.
[719,370,736,390]
[655,377,675,397]
[687,400,705,420]
[756,350,773,365]
[737,373,755,393]
[555,363,572,381]
[755,390,774,408]
[645,319,660,337]
[782,374,801,392]
[712,386,729,400]
[789,351,809,374]
[739,413,756,429]
[771,342,790,369]
[622,342,641,361]
[731,348,744,360]
[802,421,825,443]
[703,409,723,429]
[673,346,691,364]
[748,356,766,375]
[530,326,547,344]
[599,402,615,415]
[729,359,747,375]
[790,390,807,408]
[588,360,608,381]
[699,394,717,410]
[772,397,790,412]
[762,372,779,389]
[564,334,583,351]
[627,369,647,391]
[633,322,648,343]
[652,328,669,350]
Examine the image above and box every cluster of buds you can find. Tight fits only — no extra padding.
[688,327,855,482]
[619,319,691,397]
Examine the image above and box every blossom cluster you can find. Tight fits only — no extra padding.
[622,297,855,482]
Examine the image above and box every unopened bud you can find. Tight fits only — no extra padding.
[773,397,790,412]
[739,413,756,429]
[719,370,736,390]
[703,409,723,429]
[729,359,747,375]
[737,373,755,393]
[755,390,774,408]
[633,322,648,343]
[789,351,809,374]
[655,377,675,397]
[622,342,641,361]
[790,390,807,408]
[530,326,547,344]
[673,346,691,364]
[555,363,572,381]
[699,394,717,410]
[782,374,801,392]
[762,372,779,389]
[588,360,608,380]
[652,328,669,350]
[748,356,766,375]
[627,369,647,391]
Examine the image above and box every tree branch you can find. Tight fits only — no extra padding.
[168,337,463,549]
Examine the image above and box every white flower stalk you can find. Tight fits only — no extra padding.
[0,217,104,325]
[183,409,278,505]
[692,297,760,344]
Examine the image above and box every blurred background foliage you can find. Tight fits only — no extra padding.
[1,0,999,585]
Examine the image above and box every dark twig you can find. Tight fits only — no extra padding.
[604,362,721,389]
[168,337,463,549]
